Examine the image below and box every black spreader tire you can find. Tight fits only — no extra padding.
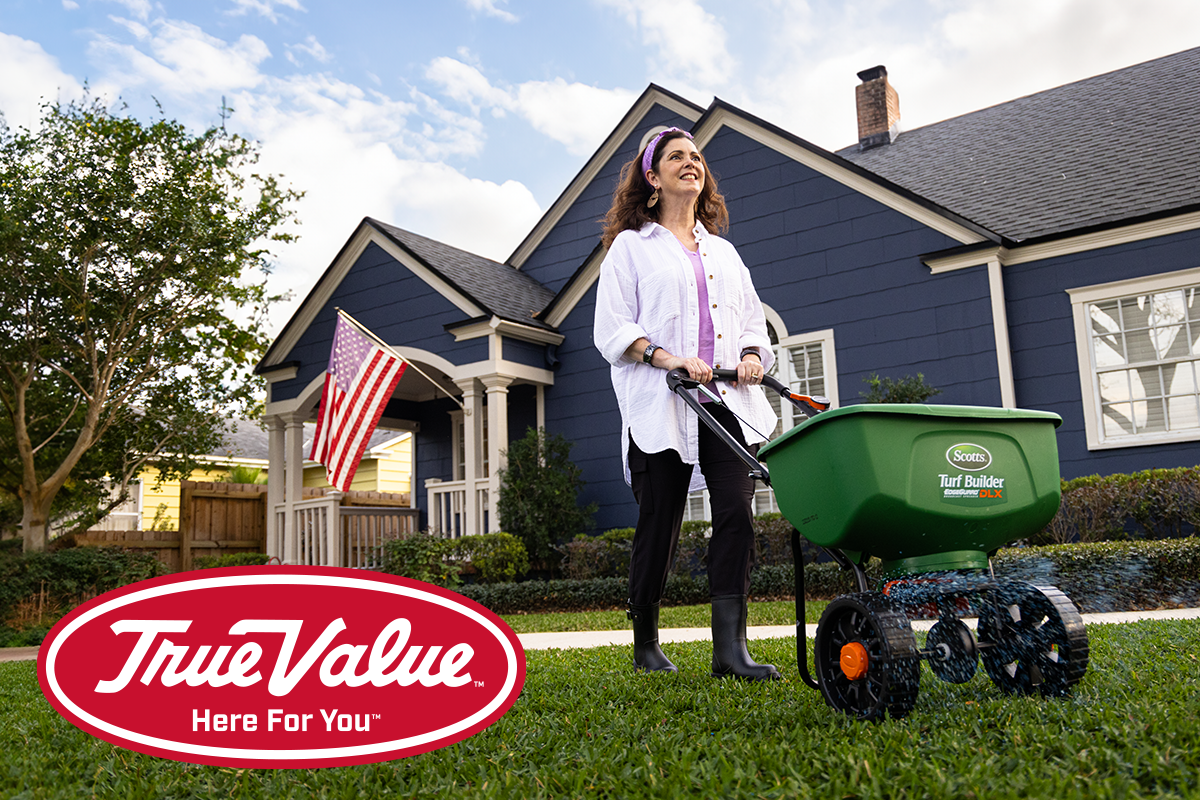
[814,593,921,721]
[977,582,1089,697]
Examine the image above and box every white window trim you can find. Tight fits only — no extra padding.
[775,328,840,411]
[1068,266,1200,450]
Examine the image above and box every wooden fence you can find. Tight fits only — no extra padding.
[77,482,415,571]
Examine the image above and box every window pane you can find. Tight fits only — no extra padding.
[1102,402,1134,437]
[1168,394,1200,431]
[1090,301,1126,367]
[1098,370,1131,404]
[1165,361,1197,397]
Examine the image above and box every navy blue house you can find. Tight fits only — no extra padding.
[257,47,1200,554]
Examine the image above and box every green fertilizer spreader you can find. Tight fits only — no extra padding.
[668,368,1089,721]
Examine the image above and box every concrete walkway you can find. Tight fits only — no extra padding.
[517,607,1200,651]
[3,608,1195,662]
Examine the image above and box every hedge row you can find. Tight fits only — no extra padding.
[457,538,1200,615]
[555,513,816,582]
[0,542,165,647]
[1034,466,1200,544]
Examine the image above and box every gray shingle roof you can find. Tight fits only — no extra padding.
[368,218,558,329]
[208,419,403,463]
[837,47,1200,242]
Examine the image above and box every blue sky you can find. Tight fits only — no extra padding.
[2,0,1198,334]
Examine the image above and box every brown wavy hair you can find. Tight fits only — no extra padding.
[600,130,729,249]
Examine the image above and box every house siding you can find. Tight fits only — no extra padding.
[517,105,699,294]
[702,126,1001,407]
[1006,226,1200,479]
[272,242,488,405]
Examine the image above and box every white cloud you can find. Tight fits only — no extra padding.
[0,32,87,131]
[463,0,518,23]
[287,34,331,66]
[62,0,80,9]
[425,56,636,155]
[88,20,271,99]
[736,0,1200,151]
[226,0,305,23]
[105,0,153,22]
[598,0,736,88]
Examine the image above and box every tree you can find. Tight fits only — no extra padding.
[859,372,942,404]
[497,427,597,566]
[0,95,300,551]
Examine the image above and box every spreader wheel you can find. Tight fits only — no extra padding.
[977,583,1089,697]
[926,618,978,684]
[815,593,921,721]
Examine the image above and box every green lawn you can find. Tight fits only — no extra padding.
[500,599,825,633]
[2,620,1198,798]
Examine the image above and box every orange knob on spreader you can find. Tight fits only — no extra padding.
[839,642,869,680]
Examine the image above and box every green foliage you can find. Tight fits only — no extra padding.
[556,513,811,582]
[859,371,943,403]
[448,532,530,584]
[496,427,597,565]
[219,465,268,485]
[1035,465,1200,544]
[0,545,164,642]
[192,552,272,569]
[0,94,300,550]
[380,536,461,588]
[456,538,1200,615]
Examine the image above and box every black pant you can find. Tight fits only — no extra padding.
[627,403,758,605]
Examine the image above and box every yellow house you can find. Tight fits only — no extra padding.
[101,421,413,532]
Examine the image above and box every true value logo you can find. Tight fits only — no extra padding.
[37,567,526,768]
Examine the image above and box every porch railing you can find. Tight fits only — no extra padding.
[424,478,490,537]
[277,497,419,568]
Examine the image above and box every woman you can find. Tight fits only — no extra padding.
[593,127,780,680]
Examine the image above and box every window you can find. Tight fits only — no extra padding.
[450,410,488,481]
[1069,268,1200,449]
[683,322,838,522]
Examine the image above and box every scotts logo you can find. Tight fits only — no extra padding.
[37,567,526,768]
[946,443,992,471]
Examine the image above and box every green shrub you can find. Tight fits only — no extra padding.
[0,546,165,636]
[193,552,272,569]
[449,532,530,584]
[381,536,461,588]
[1032,465,1200,544]
[454,539,1200,615]
[497,427,597,566]
[859,372,942,404]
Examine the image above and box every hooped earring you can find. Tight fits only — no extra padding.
[647,188,660,208]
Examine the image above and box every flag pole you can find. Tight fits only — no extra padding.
[334,308,466,413]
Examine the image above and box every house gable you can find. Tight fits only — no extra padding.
[510,86,705,293]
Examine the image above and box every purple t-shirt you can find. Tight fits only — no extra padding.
[682,242,717,401]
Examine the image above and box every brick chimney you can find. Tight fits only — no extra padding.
[855,65,900,150]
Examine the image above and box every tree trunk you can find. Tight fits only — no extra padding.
[20,489,54,552]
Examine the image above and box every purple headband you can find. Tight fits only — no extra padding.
[641,127,694,186]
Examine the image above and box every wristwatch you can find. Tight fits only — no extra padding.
[643,343,662,364]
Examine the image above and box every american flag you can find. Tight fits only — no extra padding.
[310,313,407,491]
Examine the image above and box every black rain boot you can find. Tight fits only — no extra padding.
[628,602,678,673]
[711,595,781,681]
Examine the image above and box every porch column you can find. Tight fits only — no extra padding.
[266,415,285,561]
[283,413,306,564]
[455,378,483,537]
[481,375,514,533]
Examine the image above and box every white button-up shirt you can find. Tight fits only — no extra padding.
[594,221,778,489]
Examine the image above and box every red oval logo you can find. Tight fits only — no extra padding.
[37,566,526,768]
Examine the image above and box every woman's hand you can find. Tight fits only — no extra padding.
[733,354,763,387]
[671,355,713,384]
